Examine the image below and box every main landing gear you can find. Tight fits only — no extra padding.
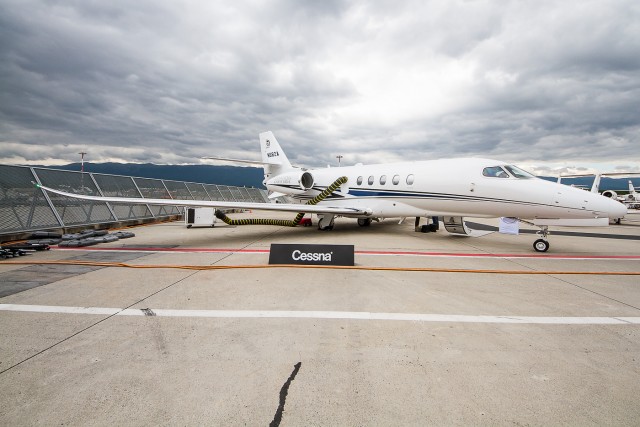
[319,216,375,230]
[317,214,335,231]
[357,218,372,227]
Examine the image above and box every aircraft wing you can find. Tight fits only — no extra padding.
[35,183,366,216]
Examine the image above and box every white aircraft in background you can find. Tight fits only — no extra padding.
[603,181,640,210]
[37,132,627,252]
[558,172,640,210]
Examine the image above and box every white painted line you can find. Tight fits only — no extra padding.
[0,304,120,316]
[2,304,639,325]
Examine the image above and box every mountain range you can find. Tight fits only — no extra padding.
[38,163,265,188]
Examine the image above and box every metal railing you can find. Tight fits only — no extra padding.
[0,164,268,235]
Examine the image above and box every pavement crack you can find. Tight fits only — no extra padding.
[269,362,301,427]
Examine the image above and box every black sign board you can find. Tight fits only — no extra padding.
[269,243,354,266]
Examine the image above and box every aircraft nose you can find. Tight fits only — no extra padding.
[604,197,627,219]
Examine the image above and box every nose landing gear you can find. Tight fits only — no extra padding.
[533,225,550,252]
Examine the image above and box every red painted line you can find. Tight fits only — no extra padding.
[357,250,640,259]
[54,246,640,260]
[55,246,270,254]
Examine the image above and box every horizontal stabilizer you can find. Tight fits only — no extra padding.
[268,192,287,199]
[202,156,266,165]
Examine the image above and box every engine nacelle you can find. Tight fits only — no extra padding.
[266,171,315,195]
[602,190,618,199]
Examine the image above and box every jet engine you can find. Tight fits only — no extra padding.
[602,190,618,199]
[266,171,315,194]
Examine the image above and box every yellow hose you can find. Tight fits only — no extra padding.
[215,176,348,226]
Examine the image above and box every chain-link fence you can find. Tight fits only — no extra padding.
[0,165,268,235]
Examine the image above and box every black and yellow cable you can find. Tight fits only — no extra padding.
[215,176,348,227]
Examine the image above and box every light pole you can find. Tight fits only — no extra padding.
[79,151,87,192]
[336,155,343,167]
[79,151,87,172]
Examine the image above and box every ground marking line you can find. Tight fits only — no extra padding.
[54,246,640,260]
[3,260,640,275]
[2,304,639,325]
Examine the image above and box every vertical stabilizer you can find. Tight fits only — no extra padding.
[629,180,637,196]
[591,174,601,193]
[259,131,295,180]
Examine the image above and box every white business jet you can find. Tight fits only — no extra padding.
[37,132,627,252]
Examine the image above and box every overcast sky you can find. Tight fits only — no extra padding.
[1,0,639,175]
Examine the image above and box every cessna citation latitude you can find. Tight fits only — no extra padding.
[36,131,627,252]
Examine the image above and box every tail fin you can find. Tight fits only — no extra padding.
[591,174,601,193]
[259,131,295,180]
[629,180,637,195]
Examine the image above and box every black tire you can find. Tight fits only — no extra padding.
[357,218,372,227]
[318,218,335,231]
[533,239,549,252]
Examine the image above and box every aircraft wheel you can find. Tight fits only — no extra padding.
[357,218,372,227]
[318,215,335,231]
[533,239,549,252]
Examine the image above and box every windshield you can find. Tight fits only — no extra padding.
[504,165,535,179]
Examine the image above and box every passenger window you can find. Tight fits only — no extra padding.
[380,175,387,185]
[406,174,414,185]
[357,176,363,185]
[482,166,509,178]
[368,176,374,185]
[392,175,400,185]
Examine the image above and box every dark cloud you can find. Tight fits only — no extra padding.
[0,0,638,174]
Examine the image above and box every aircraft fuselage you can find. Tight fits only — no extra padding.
[271,158,626,220]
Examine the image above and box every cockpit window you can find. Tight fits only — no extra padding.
[504,165,535,179]
[482,166,509,178]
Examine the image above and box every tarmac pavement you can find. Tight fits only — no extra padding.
[1,212,639,425]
